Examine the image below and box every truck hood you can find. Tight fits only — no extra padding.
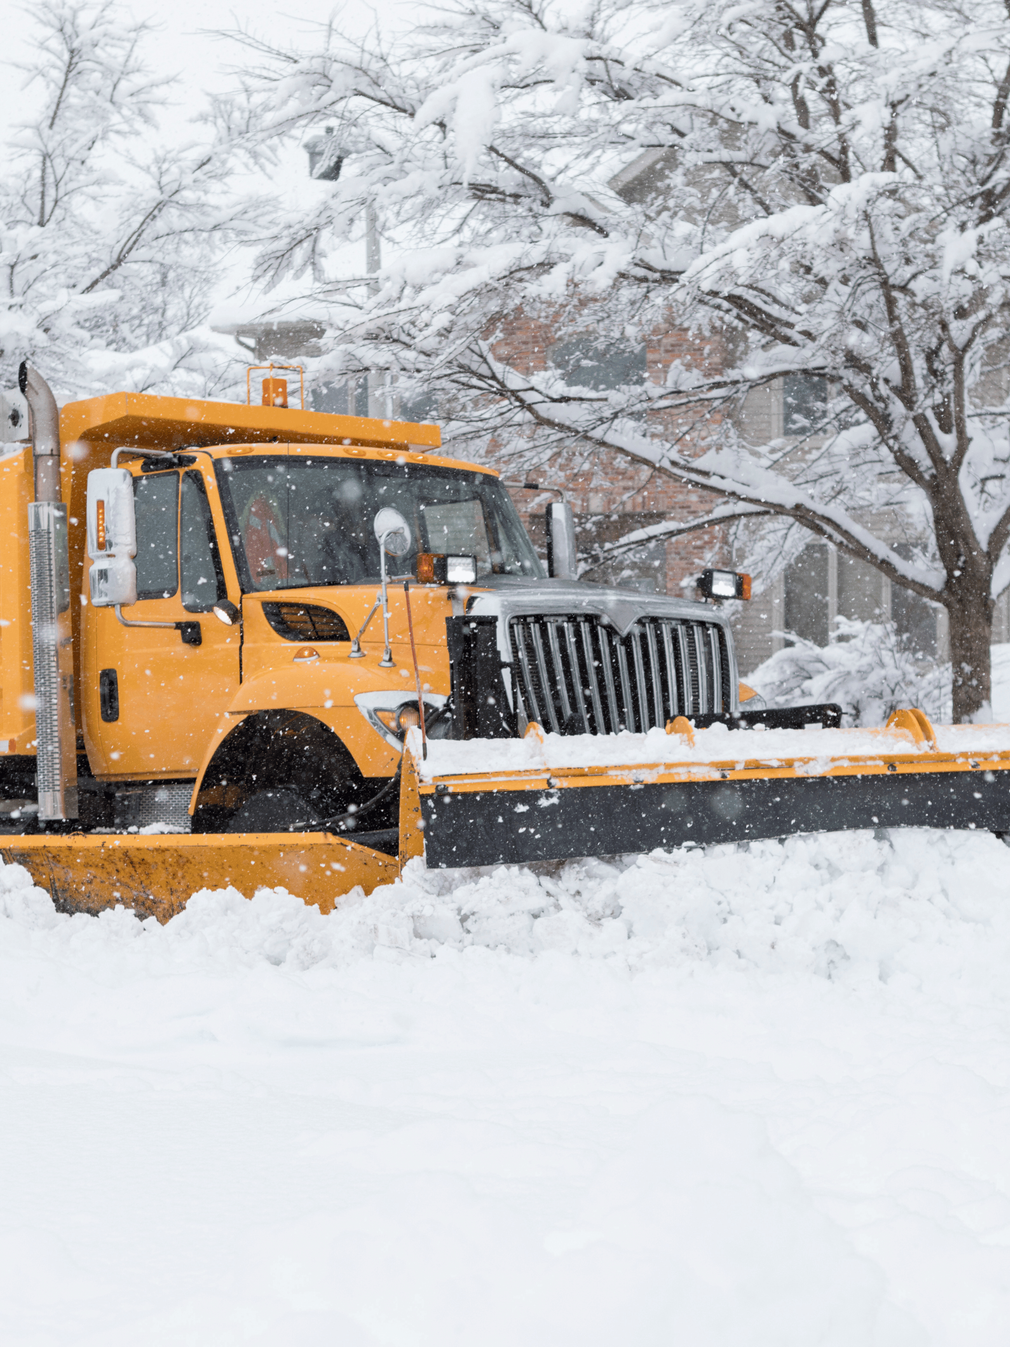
[467,574,731,639]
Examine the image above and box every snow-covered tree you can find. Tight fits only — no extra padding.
[747,618,951,727]
[1,0,241,398]
[230,0,1010,720]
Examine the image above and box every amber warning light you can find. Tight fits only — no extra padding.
[95,499,106,553]
[245,363,305,410]
[416,553,477,585]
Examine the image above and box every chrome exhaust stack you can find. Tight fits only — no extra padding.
[19,363,77,822]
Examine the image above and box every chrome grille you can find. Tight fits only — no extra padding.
[509,614,732,734]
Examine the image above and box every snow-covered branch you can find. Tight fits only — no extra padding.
[1,0,244,399]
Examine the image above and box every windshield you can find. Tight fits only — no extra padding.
[217,455,544,591]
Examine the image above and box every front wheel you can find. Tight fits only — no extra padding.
[224,788,320,833]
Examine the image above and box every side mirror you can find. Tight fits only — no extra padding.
[0,388,29,443]
[373,507,412,557]
[87,468,137,560]
[212,599,240,626]
[89,557,137,607]
[87,468,138,607]
[546,501,577,579]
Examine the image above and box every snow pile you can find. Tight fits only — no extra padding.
[118,829,1010,986]
[6,827,1010,986]
[746,619,951,726]
[4,831,1010,1344]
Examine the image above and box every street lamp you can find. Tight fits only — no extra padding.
[304,126,344,181]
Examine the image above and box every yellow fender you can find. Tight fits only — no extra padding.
[188,662,412,814]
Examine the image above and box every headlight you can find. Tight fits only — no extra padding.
[375,704,422,735]
[354,691,449,748]
[395,704,421,732]
[416,553,478,585]
[697,568,751,600]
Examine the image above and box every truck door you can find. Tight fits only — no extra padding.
[83,467,241,779]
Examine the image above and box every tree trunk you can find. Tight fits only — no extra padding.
[946,583,994,722]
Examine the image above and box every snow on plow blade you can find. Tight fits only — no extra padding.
[412,712,1010,869]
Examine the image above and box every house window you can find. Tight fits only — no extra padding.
[892,585,937,656]
[892,545,937,656]
[310,375,370,416]
[400,390,437,423]
[549,338,647,391]
[783,374,827,435]
[784,542,829,644]
[837,552,884,623]
[784,540,937,656]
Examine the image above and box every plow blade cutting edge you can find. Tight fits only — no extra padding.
[6,711,1010,921]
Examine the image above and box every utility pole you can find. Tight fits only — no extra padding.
[365,204,381,294]
[365,205,393,416]
[303,132,392,419]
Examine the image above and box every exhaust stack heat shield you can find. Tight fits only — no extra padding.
[28,501,77,821]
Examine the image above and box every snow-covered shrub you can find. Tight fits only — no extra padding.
[745,618,950,727]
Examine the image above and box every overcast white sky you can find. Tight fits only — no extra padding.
[1,1,385,112]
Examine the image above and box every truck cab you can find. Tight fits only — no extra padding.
[0,385,741,837]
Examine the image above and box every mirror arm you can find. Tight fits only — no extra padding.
[350,594,381,658]
[115,606,203,645]
[111,447,189,469]
[367,509,411,668]
[378,532,395,668]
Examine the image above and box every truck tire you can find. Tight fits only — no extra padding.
[223,788,320,833]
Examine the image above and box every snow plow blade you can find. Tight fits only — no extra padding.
[410,712,1010,869]
[0,830,401,922]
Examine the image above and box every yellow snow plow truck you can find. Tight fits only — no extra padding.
[1,363,1009,921]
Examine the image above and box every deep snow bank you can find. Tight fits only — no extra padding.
[3,830,1010,1345]
[6,826,1009,993]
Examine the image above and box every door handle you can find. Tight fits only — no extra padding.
[99,669,119,722]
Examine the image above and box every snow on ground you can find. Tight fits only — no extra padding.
[4,829,1010,1343]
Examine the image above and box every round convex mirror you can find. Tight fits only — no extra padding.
[373,507,412,557]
